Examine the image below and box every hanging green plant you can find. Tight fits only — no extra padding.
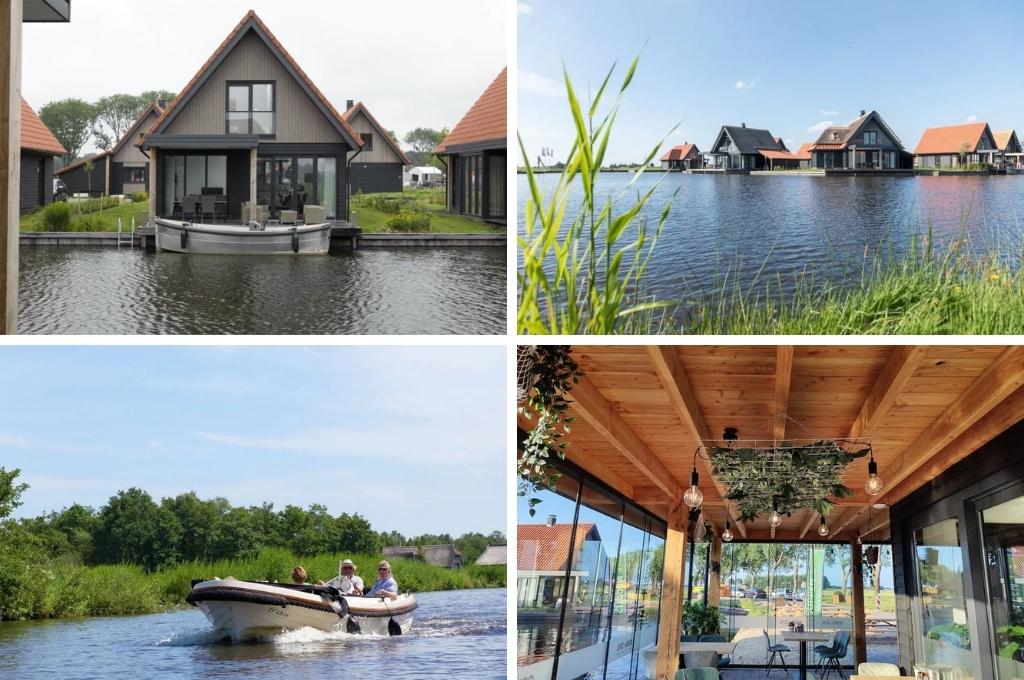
[517,346,584,515]
[705,440,870,522]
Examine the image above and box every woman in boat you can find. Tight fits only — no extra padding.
[291,566,309,584]
[327,559,364,595]
[366,560,398,600]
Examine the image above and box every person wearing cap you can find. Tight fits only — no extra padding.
[327,559,364,595]
[365,560,398,600]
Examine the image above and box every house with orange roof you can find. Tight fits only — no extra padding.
[342,100,410,194]
[55,101,164,198]
[808,110,910,170]
[19,98,66,214]
[435,68,506,224]
[913,122,998,169]
[141,11,364,223]
[992,129,1022,170]
[660,143,702,171]
[517,521,607,611]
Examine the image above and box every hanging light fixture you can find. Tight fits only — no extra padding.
[682,448,704,508]
[864,451,885,496]
[817,514,829,537]
[722,519,734,542]
[768,499,782,527]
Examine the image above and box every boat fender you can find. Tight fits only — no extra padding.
[346,617,361,634]
[325,586,350,619]
[180,227,189,250]
[291,228,299,253]
[384,600,402,636]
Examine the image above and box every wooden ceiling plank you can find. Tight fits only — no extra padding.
[773,346,794,441]
[847,345,929,440]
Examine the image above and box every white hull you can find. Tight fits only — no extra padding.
[155,219,331,255]
[187,578,416,640]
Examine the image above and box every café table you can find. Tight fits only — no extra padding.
[782,630,834,679]
[677,640,737,670]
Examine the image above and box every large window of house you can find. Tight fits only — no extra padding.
[864,131,878,145]
[227,82,275,136]
[979,494,1024,679]
[124,167,146,184]
[316,158,337,219]
[163,154,228,215]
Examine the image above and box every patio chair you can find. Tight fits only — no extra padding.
[818,631,850,679]
[856,662,901,676]
[181,195,199,221]
[241,201,250,224]
[674,668,719,680]
[303,205,326,224]
[280,209,298,225]
[698,635,731,669]
[200,194,216,223]
[764,629,790,676]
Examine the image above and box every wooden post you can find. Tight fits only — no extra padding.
[851,541,867,666]
[249,148,257,208]
[148,147,158,219]
[0,0,23,334]
[707,533,723,611]
[655,501,687,680]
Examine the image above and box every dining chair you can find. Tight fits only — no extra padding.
[280,210,298,225]
[303,205,326,225]
[182,195,198,221]
[819,631,850,679]
[200,195,216,223]
[764,629,790,676]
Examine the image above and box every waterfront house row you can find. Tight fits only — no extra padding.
[915,122,1023,169]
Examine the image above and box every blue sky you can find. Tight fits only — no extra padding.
[0,346,505,537]
[518,0,1024,164]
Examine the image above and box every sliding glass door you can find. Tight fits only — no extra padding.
[979,492,1024,679]
[257,155,336,219]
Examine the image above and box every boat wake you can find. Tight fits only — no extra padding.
[156,628,232,647]
[406,617,505,638]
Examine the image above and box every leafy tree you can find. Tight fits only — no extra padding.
[163,492,225,562]
[211,506,260,560]
[93,488,182,571]
[825,544,852,600]
[83,159,95,192]
[403,127,449,168]
[139,90,176,106]
[0,467,28,519]
[92,94,143,150]
[334,512,378,555]
[38,99,97,163]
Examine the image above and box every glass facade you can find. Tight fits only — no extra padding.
[981,495,1024,679]
[517,464,665,680]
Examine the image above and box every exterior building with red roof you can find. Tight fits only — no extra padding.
[435,68,506,223]
[141,11,364,222]
[660,143,702,171]
[19,98,66,214]
[992,129,1021,155]
[342,100,410,194]
[808,110,911,170]
[517,522,606,609]
[914,122,998,169]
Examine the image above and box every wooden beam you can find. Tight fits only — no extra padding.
[848,345,928,440]
[707,533,723,611]
[647,345,746,537]
[773,346,794,441]
[799,509,819,539]
[851,541,867,666]
[655,501,686,680]
[0,0,22,334]
[568,374,684,499]
[834,346,1024,536]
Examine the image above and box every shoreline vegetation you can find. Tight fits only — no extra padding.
[517,58,1024,335]
[0,468,505,622]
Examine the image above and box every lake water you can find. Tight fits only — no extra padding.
[518,172,1024,317]
[18,247,506,334]
[0,588,505,680]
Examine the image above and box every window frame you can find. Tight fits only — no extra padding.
[864,130,878,145]
[123,167,146,184]
[360,132,374,151]
[225,80,277,138]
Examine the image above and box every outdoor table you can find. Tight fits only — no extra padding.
[782,631,833,679]
[677,640,736,670]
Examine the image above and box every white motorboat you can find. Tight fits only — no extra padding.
[186,578,417,640]
[154,219,331,255]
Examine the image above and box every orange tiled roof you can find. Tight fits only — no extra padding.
[914,122,990,155]
[435,68,507,153]
[20,98,65,156]
[758,148,800,160]
[517,523,597,572]
[794,143,813,160]
[993,129,1017,151]
[146,10,361,148]
[660,143,698,161]
[342,101,411,165]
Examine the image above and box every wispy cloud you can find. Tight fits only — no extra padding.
[0,433,31,447]
[819,109,839,117]
[519,70,562,97]
[966,115,978,122]
[807,120,834,133]
[517,2,532,14]
[734,77,760,90]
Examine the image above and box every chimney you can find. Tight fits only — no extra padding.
[157,99,167,109]
[860,109,866,116]
[346,99,354,111]
[546,515,557,527]
[741,122,746,128]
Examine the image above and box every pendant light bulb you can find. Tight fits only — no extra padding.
[818,515,829,537]
[864,455,885,496]
[683,467,703,508]
[722,520,733,543]
[768,500,782,527]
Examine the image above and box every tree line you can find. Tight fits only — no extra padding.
[0,467,503,573]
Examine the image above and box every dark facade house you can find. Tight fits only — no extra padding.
[435,67,506,224]
[56,101,163,197]
[422,544,463,569]
[660,143,702,170]
[809,110,910,169]
[914,122,999,168]
[993,129,1022,155]
[19,98,65,214]
[707,123,785,170]
[141,10,363,222]
[342,101,410,194]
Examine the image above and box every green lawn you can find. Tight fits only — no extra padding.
[352,188,504,234]
[21,200,149,233]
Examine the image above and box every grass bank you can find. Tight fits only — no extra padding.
[0,547,505,621]
[353,188,502,234]
[20,198,149,233]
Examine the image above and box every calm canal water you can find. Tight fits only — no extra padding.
[0,588,505,680]
[518,172,1024,313]
[18,247,506,334]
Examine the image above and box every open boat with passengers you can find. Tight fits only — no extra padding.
[186,577,417,639]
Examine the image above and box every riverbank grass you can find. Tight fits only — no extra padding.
[3,548,505,621]
[20,199,149,233]
[353,187,503,234]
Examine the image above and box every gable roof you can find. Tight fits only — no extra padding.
[20,98,65,156]
[660,143,698,161]
[146,10,361,149]
[435,68,506,153]
[421,544,462,567]
[773,136,789,152]
[713,125,784,155]
[795,143,813,160]
[517,523,599,572]
[56,102,164,176]
[914,122,992,155]
[993,129,1020,153]
[758,148,801,161]
[810,110,904,151]
[342,101,411,164]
